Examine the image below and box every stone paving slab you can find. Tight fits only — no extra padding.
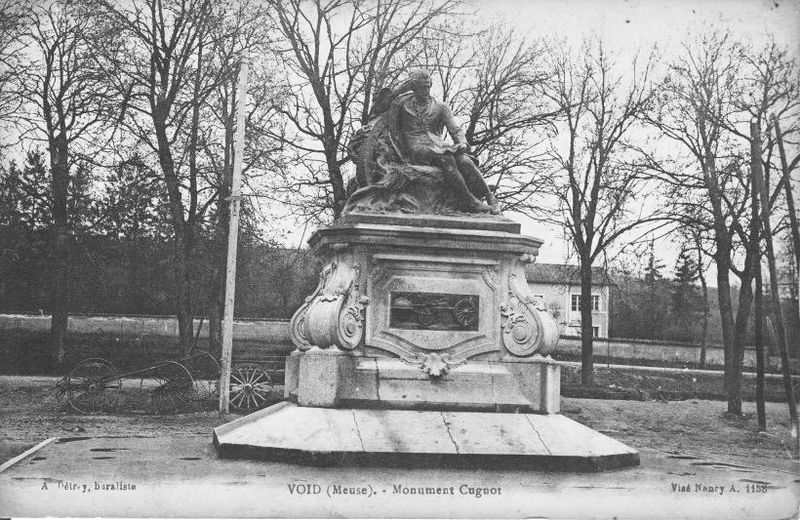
[0,435,798,519]
[213,403,638,470]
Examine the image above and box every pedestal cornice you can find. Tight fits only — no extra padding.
[309,218,543,256]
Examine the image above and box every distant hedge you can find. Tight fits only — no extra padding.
[0,231,319,319]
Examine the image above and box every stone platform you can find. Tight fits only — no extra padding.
[213,402,639,471]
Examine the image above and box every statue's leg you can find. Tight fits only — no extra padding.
[437,155,492,213]
[455,154,500,214]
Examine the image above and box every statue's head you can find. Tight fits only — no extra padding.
[408,70,432,98]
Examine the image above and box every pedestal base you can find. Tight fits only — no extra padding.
[286,351,561,413]
[213,402,640,471]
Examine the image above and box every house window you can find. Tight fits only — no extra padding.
[592,326,599,338]
[571,294,601,311]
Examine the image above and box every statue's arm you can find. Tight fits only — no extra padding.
[441,103,468,149]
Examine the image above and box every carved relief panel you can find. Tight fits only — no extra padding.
[365,254,500,364]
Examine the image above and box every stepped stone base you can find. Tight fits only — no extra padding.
[213,402,640,471]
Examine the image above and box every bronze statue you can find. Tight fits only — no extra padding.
[345,70,500,215]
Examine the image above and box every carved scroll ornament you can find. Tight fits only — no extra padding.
[289,256,369,351]
[499,273,559,357]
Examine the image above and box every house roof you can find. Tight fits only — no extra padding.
[524,263,611,286]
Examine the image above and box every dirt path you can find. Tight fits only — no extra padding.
[0,376,795,470]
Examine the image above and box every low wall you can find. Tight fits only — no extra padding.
[0,314,291,344]
[558,336,795,372]
[0,314,794,372]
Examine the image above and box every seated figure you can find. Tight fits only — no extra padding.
[345,70,500,215]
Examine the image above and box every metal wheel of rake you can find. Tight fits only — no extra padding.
[63,357,122,414]
[229,363,273,412]
[182,351,221,402]
[148,361,196,415]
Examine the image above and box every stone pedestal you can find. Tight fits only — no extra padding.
[215,213,639,470]
[286,354,561,413]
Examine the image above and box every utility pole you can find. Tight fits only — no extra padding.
[752,118,799,455]
[219,59,248,414]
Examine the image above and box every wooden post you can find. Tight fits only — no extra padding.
[219,59,249,415]
[751,118,799,455]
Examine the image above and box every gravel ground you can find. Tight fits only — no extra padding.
[0,375,796,470]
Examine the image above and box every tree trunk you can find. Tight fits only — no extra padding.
[580,252,594,387]
[326,147,346,218]
[705,156,740,414]
[207,90,236,359]
[755,256,766,431]
[50,227,68,367]
[208,299,223,356]
[126,212,145,313]
[176,241,195,356]
[49,133,70,368]
[753,119,800,456]
[152,107,194,355]
[732,251,756,406]
[697,251,710,368]
[773,118,800,272]
[716,247,740,414]
[208,176,230,359]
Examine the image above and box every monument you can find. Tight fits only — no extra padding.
[214,71,639,471]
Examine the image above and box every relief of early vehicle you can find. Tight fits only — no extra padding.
[391,293,478,329]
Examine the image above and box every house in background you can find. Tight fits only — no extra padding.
[524,263,611,338]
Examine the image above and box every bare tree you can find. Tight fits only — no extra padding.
[0,0,27,140]
[531,40,661,387]
[773,117,800,275]
[15,0,115,366]
[86,0,265,354]
[645,32,798,414]
[460,29,558,208]
[266,0,459,220]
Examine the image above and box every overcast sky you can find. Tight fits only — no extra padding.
[457,0,800,275]
[472,0,799,52]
